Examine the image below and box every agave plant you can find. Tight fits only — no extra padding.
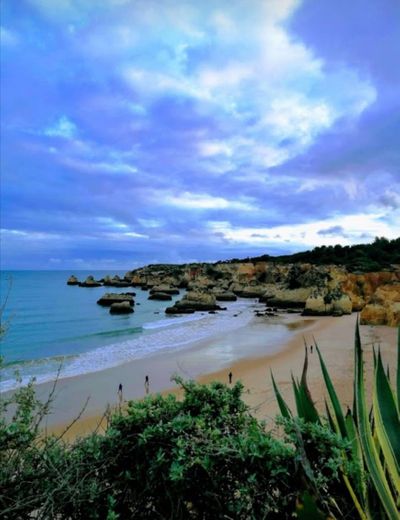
[272,322,400,519]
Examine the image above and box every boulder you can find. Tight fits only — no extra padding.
[149,285,180,295]
[332,294,352,315]
[234,285,267,298]
[148,292,173,301]
[360,283,400,326]
[215,291,237,302]
[79,276,102,287]
[264,288,312,308]
[109,301,134,314]
[102,275,113,286]
[166,291,223,313]
[97,293,134,306]
[165,307,195,314]
[303,292,352,316]
[67,275,79,286]
[303,294,331,316]
[360,304,388,325]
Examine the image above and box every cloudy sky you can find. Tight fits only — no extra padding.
[1,0,399,270]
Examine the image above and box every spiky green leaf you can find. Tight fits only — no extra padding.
[374,350,400,495]
[354,321,400,518]
[271,370,292,419]
[316,344,347,438]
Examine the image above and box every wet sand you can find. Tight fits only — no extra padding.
[46,313,398,441]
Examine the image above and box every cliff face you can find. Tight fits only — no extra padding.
[124,262,400,326]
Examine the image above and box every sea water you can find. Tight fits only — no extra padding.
[0,270,271,392]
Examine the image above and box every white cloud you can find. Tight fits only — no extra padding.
[116,1,375,177]
[138,218,164,228]
[44,116,77,139]
[160,191,256,211]
[207,212,398,248]
[198,140,233,157]
[62,157,138,175]
[263,96,333,144]
[96,217,129,230]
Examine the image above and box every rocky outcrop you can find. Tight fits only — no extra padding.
[102,275,125,286]
[303,291,352,316]
[97,293,135,306]
[149,285,180,295]
[215,291,237,302]
[360,283,400,326]
[262,287,313,308]
[148,292,172,301]
[122,261,400,326]
[67,275,79,286]
[109,301,134,314]
[166,291,223,314]
[341,271,400,312]
[233,285,267,298]
[79,276,102,288]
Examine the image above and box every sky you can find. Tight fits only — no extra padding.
[1,0,399,270]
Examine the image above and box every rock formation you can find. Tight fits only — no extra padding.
[214,291,237,302]
[360,283,400,326]
[67,275,79,286]
[148,292,173,301]
[149,285,180,295]
[109,301,134,314]
[166,291,223,314]
[121,260,400,326]
[97,293,135,306]
[79,276,102,288]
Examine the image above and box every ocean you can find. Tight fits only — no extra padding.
[0,270,275,392]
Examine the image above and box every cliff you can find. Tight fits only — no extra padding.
[124,261,400,326]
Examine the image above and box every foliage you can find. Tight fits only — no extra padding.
[1,374,355,519]
[225,236,400,272]
[272,323,400,519]
[2,324,399,518]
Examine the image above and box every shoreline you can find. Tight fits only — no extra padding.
[46,312,398,441]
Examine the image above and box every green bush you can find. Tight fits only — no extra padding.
[3,323,398,518]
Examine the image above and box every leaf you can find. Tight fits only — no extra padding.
[287,347,321,424]
[354,320,399,518]
[344,410,367,505]
[397,327,400,413]
[316,344,347,438]
[373,350,400,496]
[271,370,292,419]
[295,491,326,520]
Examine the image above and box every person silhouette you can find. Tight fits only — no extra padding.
[228,371,233,384]
[117,383,123,405]
[145,375,150,394]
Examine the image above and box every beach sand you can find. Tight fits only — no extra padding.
[46,312,398,441]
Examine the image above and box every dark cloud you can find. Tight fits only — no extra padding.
[317,225,345,237]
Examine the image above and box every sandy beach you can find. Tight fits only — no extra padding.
[44,312,398,441]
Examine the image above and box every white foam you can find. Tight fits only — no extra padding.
[1,299,262,392]
[142,313,206,330]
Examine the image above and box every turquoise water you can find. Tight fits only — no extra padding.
[0,271,181,363]
[0,271,262,391]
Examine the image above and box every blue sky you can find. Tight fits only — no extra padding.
[1,0,399,270]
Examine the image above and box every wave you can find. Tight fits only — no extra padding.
[71,326,143,340]
[142,314,206,330]
[1,299,259,393]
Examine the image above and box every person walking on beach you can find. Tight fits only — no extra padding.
[145,375,150,394]
[228,371,232,385]
[310,344,313,354]
[117,383,123,406]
